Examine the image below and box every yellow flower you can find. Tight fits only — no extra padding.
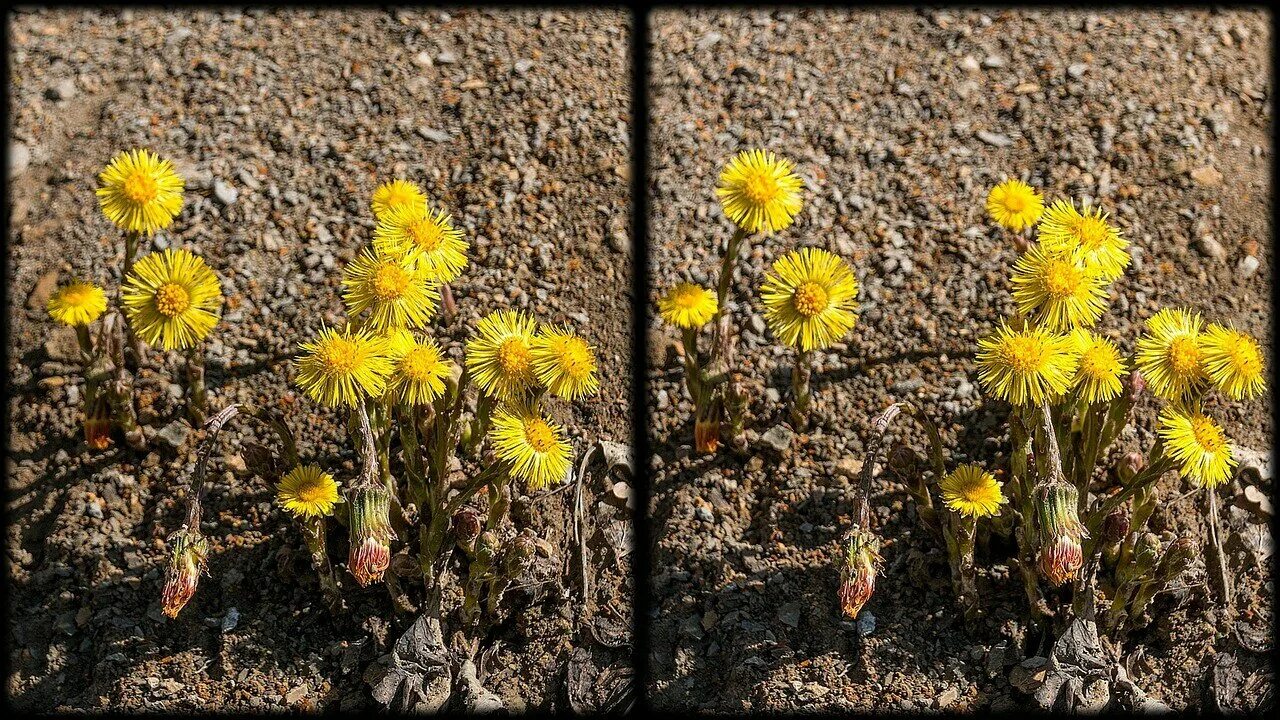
[387,335,452,406]
[489,403,572,491]
[1068,329,1127,404]
[1159,406,1237,489]
[715,149,804,234]
[986,179,1044,232]
[1135,308,1206,401]
[658,282,718,329]
[1010,244,1109,331]
[374,203,469,282]
[276,465,341,519]
[47,281,107,327]
[341,245,439,330]
[371,179,427,220]
[976,322,1078,406]
[96,148,185,235]
[1200,324,1266,400]
[531,325,599,401]
[294,326,394,407]
[465,309,539,400]
[940,464,1007,518]
[121,249,222,350]
[759,247,859,351]
[1036,200,1130,281]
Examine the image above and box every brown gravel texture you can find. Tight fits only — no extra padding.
[646,8,1272,712]
[7,8,632,712]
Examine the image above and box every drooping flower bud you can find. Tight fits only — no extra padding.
[694,417,721,454]
[83,393,112,450]
[838,530,881,618]
[1155,537,1195,585]
[161,528,208,618]
[502,529,539,579]
[1117,532,1162,588]
[1125,369,1146,404]
[348,487,395,587]
[452,507,482,553]
[1116,451,1145,485]
[1101,505,1131,546]
[1036,481,1087,586]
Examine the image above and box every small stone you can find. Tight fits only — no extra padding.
[44,327,80,362]
[9,141,31,176]
[976,130,1013,147]
[1010,656,1048,692]
[834,457,864,481]
[220,607,240,633]
[694,506,714,523]
[285,686,307,704]
[938,686,960,708]
[213,179,239,206]
[412,51,433,68]
[1237,255,1260,278]
[436,50,457,64]
[27,270,60,312]
[778,601,802,628]
[1067,63,1088,79]
[1196,236,1226,262]
[156,420,192,449]
[856,610,876,637]
[1190,165,1223,187]
[959,55,981,73]
[760,425,794,455]
[86,501,104,519]
[417,127,451,143]
[981,55,1005,69]
[46,78,77,101]
[513,58,535,74]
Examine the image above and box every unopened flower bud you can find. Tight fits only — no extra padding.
[502,529,539,578]
[1036,481,1087,586]
[838,530,881,618]
[1118,532,1162,587]
[1101,505,1130,546]
[694,417,720,454]
[348,487,395,587]
[161,528,208,618]
[1155,537,1196,585]
[1116,451,1145,484]
[83,394,112,450]
[474,531,500,565]
[453,507,482,552]
[1125,369,1146,404]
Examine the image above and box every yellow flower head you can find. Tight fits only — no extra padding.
[986,179,1044,232]
[489,403,572,491]
[531,325,599,401]
[1011,244,1109,331]
[760,247,858,351]
[1068,329,1127,404]
[1135,308,1206,402]
[294,326,394,408]
[387,335,452,406]
[121,248,222,350]
[47,281,107,327]
[466,309,539,401]
[371,179,427,220]
[976,323,1078,406]
[1200,324,1266,401]
[940,464,1007,518]
[658,282,718,329]
[1159,406,1237,489]
[276,465,341,519]
[341,245,440,330]
[715,149,804,234]
[374,203,469,282]
[96,148,185,235]
[1036,200,1130,281]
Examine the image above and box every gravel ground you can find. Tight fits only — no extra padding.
[646,8,1271,712]
[7,8,631,712]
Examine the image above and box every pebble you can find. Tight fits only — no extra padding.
[213,179,239,206]
[1195,236,1226,262]
[46,78,77,101]
[220,607,240,633]
[759,425,794,455]
[1237,255,1259,278]
[976,130,1013,147]
[856,610,876,637]
[156,420,192,449]
[9,141,31,176]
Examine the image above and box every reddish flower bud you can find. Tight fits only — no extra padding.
[1116,451,1145,484]
[161,528,208,618]
[1125,369,1146,403]
[1035,481,1087,586]
[694,417,720,454]
[348,487,395,587]
[838,530,881,618]
[1038,534,1084,586]
[452,507,482,552]
[1101,505,1130,546]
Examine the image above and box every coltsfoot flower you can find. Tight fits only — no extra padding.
[1158,406,1236,489]
[1069,329,1127,404]
[715,149,804,234]
[341,245,440,330]
[385,334,451,406]
[976,323,1078,406]
[96,148,185,235]
[986,179,1044,232]
[276,465,341,519]
[838,530,881,619]
[47,281,107,327]
[940,464,1007,519]
[1036,481,1087,586]
[1135,308,1207,401]
[531,325,599,401]
[1036,200,1130,281]
[121,248,223,350]
[489,403,573,491]
[1010,244,1109,331]
[374,203,469,282]
[1200,324,1266,400]
[658,282,718,329]
[161,527,208,618]
[348,487,395,586]
[371,179,427,220]
[759,247,859,351]
[466,309,539,401]
[294,326,395,408]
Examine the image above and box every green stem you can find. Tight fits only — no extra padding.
[790,350,812,429]
[185,346,207,426]
[714,227,748,316]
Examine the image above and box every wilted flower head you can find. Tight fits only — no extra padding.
[1100,505,1130,546]
[348,487,395,587]
[1036,481,1087,586]
[161,527,208,618]
[694,416,721,455]
[838,530,881,619]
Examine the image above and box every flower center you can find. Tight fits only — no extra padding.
[1228,340,1261,377]
[556,337,593,378]
[1190,416,1225,453]
[1043,261,1082,299]
[1003,193,1027,213]
[674,287,702,309]
[372,263,411,301]
[1079,347,1111,379]
[1002,336,1044,374]
[296,481,330,503]
[1167,337,1201,377]
[743,172,780,206]
[318,337,360,374]
[154,283,191,317]
[1076,217,1110,251]
[792,282,829,317]
[123,171,160,205]
[497,337,531,376]
[409,218,443,252]
[402,347,440,381]
[64,287,93,307]
[523,418,556,453]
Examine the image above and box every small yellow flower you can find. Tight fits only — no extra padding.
[940,464,1007,518]
[1036,200,1130,281]
[1135,308,1206,402]
[986,179,1044,232]
[466,309,539,401]
[489,403,572,491]
[387,335,452,406]
[1068,329,1127,404]
[121,249,222,350]
[276,465,341,519]
[1159,406,1237,489]
[760,247,858,351]
[47,281,107,327]
[1200,324,1266,400]
[374,203,469,282]
[715,149,805,234]
[294,326,394,408]
[531,325,599,401]
[371,179,427,220]
[976,322,1078,406]
[658,282,718,329]
[341,245,439,330]
[96,148,185,235]
[1010,244,1109,331]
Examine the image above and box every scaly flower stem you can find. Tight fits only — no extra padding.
[440,283,458,324]
[714,227,748,317]
[790,349,813,429]
[302,515,342,612]
[950,513,980,618]
[185,345,207,426]
[121,230,146,366]
[1010,405,1044,618]
[1082,446,1172,559]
